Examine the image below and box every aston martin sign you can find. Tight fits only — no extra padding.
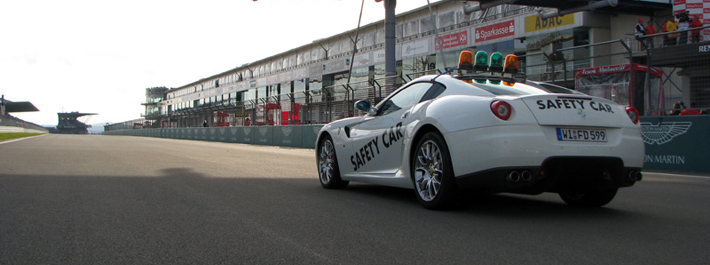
[640,116,709,174]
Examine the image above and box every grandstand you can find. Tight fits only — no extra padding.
[0,95,48,133]
[56,112,97,134]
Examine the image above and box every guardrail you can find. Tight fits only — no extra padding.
[103,125,324,149]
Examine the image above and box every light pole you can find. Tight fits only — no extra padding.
[378,0,397,93]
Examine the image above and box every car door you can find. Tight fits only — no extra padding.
[346,82,437,177]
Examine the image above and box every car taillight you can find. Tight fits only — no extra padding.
[626,107,639,124]
[490,100,512,120]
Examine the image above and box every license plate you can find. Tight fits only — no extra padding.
[556,128,607,142]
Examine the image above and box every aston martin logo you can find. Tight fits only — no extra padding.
[258,127,268,135]
[281,127,292,137]
[640,121,692,145]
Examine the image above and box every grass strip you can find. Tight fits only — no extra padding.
[0,133,44,141]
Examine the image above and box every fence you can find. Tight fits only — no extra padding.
[150,74,422,129]
[637,25,710,116]
[519,34,710,116]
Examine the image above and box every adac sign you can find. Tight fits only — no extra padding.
[640,116,709,174]
[525,14,575,33]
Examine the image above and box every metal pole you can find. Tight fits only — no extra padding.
[618,39,634,108]
[644,43,651,115]
[427,0,446,70]
[384,0,397,94]
[347,0,365,83]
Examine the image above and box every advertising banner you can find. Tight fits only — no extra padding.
[475,20,515,42]
[374,49,386,64]
[255,126,273,146]
[241,127,255,144]
[641,116,710,174]
[524,14,575,33]
[353,52,372,68]
[435,31,468,50]
[273,126,303,148]
[673,0,709,41]
[403,39,430,58]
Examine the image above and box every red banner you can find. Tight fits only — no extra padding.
[575,63,663,77]
[475,20,515,42]
[435,31,468,50]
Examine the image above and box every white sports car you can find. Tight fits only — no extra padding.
[315,53,644,209]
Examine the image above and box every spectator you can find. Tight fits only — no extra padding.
[669,101,684,115]
[679,108,700,115]
[203,119,209,127]
[690,14,703,43]
[678,17,690,45]
[644,20,656,48]
[635,18,646,49]
[680,102,701,115]
[663,19,678,46]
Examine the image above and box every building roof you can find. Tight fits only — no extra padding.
[58,112,97,118]
[474,0,671,16]
[2,100,40,113]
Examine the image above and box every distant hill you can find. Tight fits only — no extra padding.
[88,124,105,134]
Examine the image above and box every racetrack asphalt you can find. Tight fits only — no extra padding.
[1,134,709,264]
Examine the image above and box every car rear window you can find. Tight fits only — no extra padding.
[471,82,548,96]
[533,83,585,95]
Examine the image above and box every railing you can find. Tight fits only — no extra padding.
[516,39,632,89]
[637,26,710,115]
[134,32,710,129]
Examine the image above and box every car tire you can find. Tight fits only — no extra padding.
[317,135,349,189]
[559,188,618,207]
[412,132,458,210]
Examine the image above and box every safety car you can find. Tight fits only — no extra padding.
[315,51,644,209]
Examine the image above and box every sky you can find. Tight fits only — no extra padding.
[1,0,441,127]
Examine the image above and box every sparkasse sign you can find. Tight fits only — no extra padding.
[475,20,515,42]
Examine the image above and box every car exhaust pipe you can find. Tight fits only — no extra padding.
[521,170,533,182]
[506,171,521,183]
[628,171,643,182]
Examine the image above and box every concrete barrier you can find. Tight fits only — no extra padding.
[273,126,302,148]
[104,125,324,149]
[240,127,255,145]
[0,126,48,134]
[254,126,273,146]
[105,117,710,176]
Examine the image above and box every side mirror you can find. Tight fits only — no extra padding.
[355,99,377,115]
